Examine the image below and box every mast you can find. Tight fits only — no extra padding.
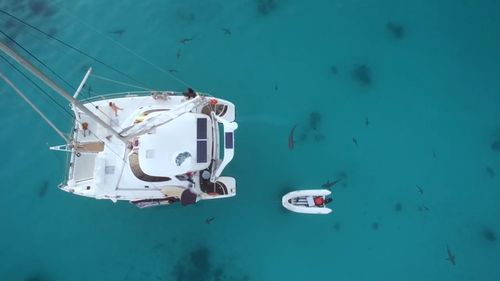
[73,67,92,98]
[0,42,127,143]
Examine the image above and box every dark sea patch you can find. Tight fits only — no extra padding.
[491,140,500,151]
[394,202,402,212]
[386,22,405,39]
[294,112,326,145]
[0,0,60,44]
[176,10,196,23]
[3,19,19,30]
[371,222,379,230]
[309,111,321,131]
[352,65,372,86]
[172,246,211,281]
[332,222,341,231]
[11,1,26,13]
[38,180,49,198]
[213,266,224,281]
[47,27,57,37]
[171,246,249,281]
[336,171,348,187]
[256,0,277,16]
[28,0,57,18]
[482,227,496,242]
[314,133,325,142]
[417,206,429,212]
[1,17,25,41]
[151,243,166,251]
[485,167,495,179]
[330,65,338,75]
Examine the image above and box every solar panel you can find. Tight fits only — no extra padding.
[197,118,207,139]
[197,140,207,163]
[225,132,233,149]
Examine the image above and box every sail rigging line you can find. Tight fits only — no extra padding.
[0,29,77,91]
[0,29,102,119]
[0,33,126,135]
[0,32,110,123]
[54,4,194,90]
[1,47,124,153]
[2,54,109,147]
[0,54,74,118]
[0,8,147,88]
[0,39,156,191]
[2,56,132,168]
[1,51,112,134]
[90,74,154,91]
[0,71,69,142]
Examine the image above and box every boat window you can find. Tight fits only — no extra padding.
[225,132,234,149]
[197,117,208,163]
[197,140,207,163]
[197,118,207,139]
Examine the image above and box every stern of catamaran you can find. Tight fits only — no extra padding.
[197,102,238,201]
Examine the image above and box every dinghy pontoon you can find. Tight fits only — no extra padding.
[282,189,333,214]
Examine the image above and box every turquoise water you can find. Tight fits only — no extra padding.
[1,0,500,280]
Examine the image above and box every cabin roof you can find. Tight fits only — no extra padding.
[138,112,211,176]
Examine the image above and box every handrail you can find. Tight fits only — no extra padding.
[79,90,211,103]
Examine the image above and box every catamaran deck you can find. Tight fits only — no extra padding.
[63,92,237,202]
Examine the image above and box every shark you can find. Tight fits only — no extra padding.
[446,245,456,266]
[288,125,297,150]
[220,28,231,35]
[321,179,343,189]
[179,38,193,44]
[416,185,424,194]
[107,29,125,37]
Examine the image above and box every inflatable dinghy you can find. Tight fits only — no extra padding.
[282,189,332,214]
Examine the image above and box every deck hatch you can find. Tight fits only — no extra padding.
[197,118,207,139]
[105,166,115,174]
[145,149,155,159]
[197,140,207,163]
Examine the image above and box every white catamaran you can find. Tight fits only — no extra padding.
[0,42,238,208]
